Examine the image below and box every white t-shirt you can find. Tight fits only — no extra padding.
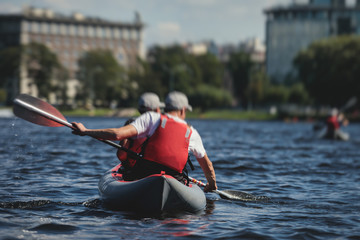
[130,112,206,158]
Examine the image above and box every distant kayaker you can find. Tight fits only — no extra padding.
[72,91,217,192]
[325,108,349,140]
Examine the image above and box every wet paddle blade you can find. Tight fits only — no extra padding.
[217,189,270,202]
[13,94,69,127]
[340,97,357,112]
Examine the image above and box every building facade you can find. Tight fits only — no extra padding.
[264,0,360,82]
[0,6,144,102]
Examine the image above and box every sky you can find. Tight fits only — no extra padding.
[0,0,290,48]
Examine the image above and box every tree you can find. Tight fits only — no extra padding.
[0,46,22,104]
[227,51,254,109]
[128,57,166,105]
[0,43,66,104]
[77,49,127,107]
[287,83,310,105]
[188,84,232,111]
[24,42,64,99]
[195,53,223,88]
[263,84,289,104]
[146,45,234,110]
[246,71,268,107]
[147,45,201,95]
[293,35,360,106]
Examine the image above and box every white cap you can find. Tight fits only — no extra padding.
[138,92,164,112]
[330,108,339,116]
[165,91,192,111]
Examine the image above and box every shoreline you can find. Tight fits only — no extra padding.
[3,107,359,122]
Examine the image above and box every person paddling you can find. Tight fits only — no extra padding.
[71,91,217,192]
[325,108,349,140]
[116,92,164,179]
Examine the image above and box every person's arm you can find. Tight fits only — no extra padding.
[196,153,217,192]
[71,122,137,141]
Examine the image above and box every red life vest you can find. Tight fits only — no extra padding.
[117,137,146,168]
[142,114,192,173]
[326,115,340,131]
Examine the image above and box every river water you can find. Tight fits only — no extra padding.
[1,116,359,239]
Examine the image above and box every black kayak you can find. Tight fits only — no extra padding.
[98,164,206,213]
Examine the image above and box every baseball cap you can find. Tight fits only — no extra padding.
[138,92,165,112]
[165,91,192,112]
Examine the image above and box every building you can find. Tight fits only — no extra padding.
[0,6,144,103]
[264,0,360,82]
[238,38,266,65]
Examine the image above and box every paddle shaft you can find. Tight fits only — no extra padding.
[188,176,233,199]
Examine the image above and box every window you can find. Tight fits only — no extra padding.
[32,22,39,33]
[97,26,102,38]
[60,24,67,35]
[130,29,137,40]
[122,28,128,39]
[41,22,48,34]
[69,25,75,36]
[78,26,84,36]
[27,21,32,32]
[66,25,71,35]
[73,25,78,36]
[113,28,120,38]
[47,22,51,33]
[56,24,61,35]
[88,26,94,37]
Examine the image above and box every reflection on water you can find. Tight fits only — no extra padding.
[0,117,360,239]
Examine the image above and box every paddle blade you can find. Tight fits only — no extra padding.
[13,94,69,127]
[340,97,357,112]
[218,190,270,202]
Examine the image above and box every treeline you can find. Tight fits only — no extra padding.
[1,35,360,111]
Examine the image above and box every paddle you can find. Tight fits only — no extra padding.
[13,94,137,156]
[188,176,269,202]
[340,96,357,112]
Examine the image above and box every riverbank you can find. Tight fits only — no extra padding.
[59,107,279,121]
[3,106,359,122]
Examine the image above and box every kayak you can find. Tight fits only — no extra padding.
[317,128,350,141]
[98,164,206,213]
[325,130,350,141]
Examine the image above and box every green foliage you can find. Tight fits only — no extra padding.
[128,57,166,103]
[77,50,128,107]
[0,46,22,103]
[0,43,66,103]
[263,84,290,104]
[198,109,276,120]
[25,42,63,99]
[288,83,311,105]
[188,84,232,111]
[141,45,233,111]
[293,35,360,106]
[0,47,21,88]
[195,53,223,88]
[227,51,253,108]
[147,45,201,94]
[246,71,268,106]
[0,88,6,103]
